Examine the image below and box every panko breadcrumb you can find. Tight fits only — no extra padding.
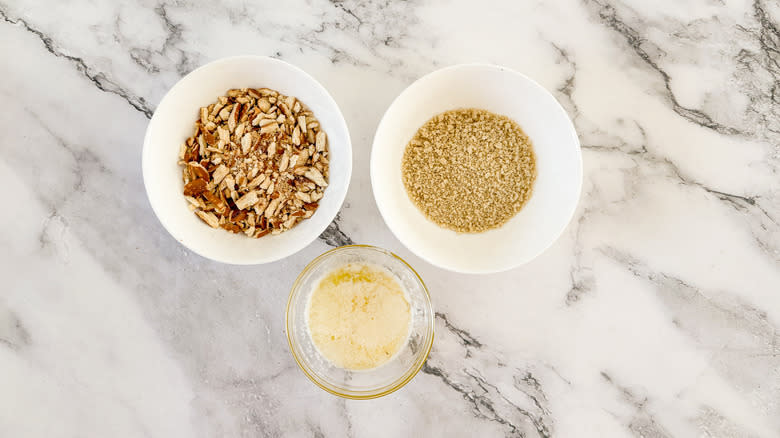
[401,108,536,233]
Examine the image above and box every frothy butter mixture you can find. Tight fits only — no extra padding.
[306,263,411,370]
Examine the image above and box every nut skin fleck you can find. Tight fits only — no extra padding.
[183,179,208,197]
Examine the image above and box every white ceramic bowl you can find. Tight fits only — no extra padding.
[143,56,352,264]
[371,64,582,274]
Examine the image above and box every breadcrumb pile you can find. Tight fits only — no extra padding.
[401,108,536,233]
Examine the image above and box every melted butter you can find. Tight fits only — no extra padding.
[307,263,411,370]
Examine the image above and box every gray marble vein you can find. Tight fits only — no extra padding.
[0,6,155,118]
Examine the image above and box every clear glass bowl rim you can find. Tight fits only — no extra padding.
[285,244,435,399]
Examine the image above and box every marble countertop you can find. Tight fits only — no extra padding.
[1,0,779,436]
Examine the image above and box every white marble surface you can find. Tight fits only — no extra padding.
[1,0,778,436]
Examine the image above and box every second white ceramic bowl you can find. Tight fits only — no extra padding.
[143,56,352,264]
[371,64,582,274]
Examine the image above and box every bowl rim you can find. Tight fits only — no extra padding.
[369,62,583,274]
[142,55,353,265]
[285,244,435,399]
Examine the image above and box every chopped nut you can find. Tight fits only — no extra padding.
[217,126,230,143]
[195,210,219,228]
[221,222,242,233]
[315,131,327,152]
[212,165,229,185]
[203,130,216,146]
[257,118,276,127]
[279,102,292,118]
[235,191,260,210]
[184,179,208,196]
[232,210,248,222]
[283,95,294,109]
[188,162,209,181]
[255,197,268,214]
[228,105,239,132]
[304,168,328,187]
[295,191,312,203]
[241,133,253,155]
[180,87,329,238]
[198,134,206,157]
[297,149,309,164]
[292,126,301,146]
[258,88,278,97]
[248,174,266,189]
[235,122,246,140]
[203,191,226,214]
[260,124,278,135]
[222,174,235,193]
[218,106,231,121]
[278,152,290,172]
[259,176,272,190]
[264,198,280,218]
[210,102,224,118]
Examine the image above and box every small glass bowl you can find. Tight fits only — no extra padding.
[286,245,434,399]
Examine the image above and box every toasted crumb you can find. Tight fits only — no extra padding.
[401,108,536,233]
